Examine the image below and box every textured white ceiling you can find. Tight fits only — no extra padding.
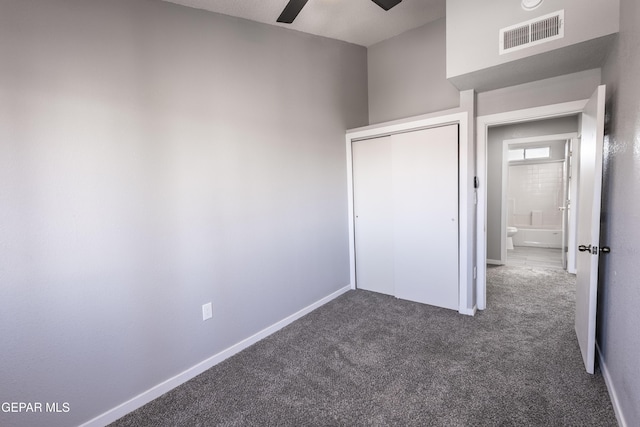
[160,0,446,47]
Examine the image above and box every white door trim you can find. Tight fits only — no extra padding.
[346,112,471,315]
[476,101,588,310]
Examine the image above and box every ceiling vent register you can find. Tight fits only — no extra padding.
[499,10,564,55]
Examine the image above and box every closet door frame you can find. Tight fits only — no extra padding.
[345,111,473,316]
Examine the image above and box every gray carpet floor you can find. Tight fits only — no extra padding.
[112,265,616,426]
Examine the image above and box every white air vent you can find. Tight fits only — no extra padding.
[499,10,564,55]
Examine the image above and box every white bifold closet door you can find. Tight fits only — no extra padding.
[352,124,459,310]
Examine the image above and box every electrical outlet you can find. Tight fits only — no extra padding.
[202,302,213,321]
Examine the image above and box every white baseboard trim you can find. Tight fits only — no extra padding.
[486,259,504,265]
[80,285,352,427]
[459,305,477,316]
[597,342,628,427]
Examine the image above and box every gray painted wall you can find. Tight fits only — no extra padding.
[599,0,640,423]
[477,69,602,117]
[486,117,579,261]
[0,0,368,426]
[447,0,619,79]
[367,18,460,124]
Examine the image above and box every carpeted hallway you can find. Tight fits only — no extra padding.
[112,265,616,426]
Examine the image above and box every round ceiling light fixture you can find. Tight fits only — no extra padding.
[521,0,543,11]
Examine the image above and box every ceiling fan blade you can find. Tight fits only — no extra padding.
[277,0,310,24]
[371,0,403,11]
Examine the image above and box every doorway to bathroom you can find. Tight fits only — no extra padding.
[503,133,578,272]
[484,115,580,273]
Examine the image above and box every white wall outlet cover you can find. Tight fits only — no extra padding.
[202,302,213,321]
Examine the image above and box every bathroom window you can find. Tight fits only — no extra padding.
[508,146,551,161]
[525,146,550,159]
[508,148,525,161]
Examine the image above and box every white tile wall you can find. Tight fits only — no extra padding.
[507,162,564,228]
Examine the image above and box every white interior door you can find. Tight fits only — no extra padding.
[575,85,606,374]
[392,126,459,310]
[352,136,394,296]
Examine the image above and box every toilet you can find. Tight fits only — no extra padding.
[507,226,518,250]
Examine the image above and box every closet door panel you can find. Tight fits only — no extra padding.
[391,125,459,310]
[352,136,394,296]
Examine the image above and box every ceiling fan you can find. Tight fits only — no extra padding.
[277,0,403,24]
